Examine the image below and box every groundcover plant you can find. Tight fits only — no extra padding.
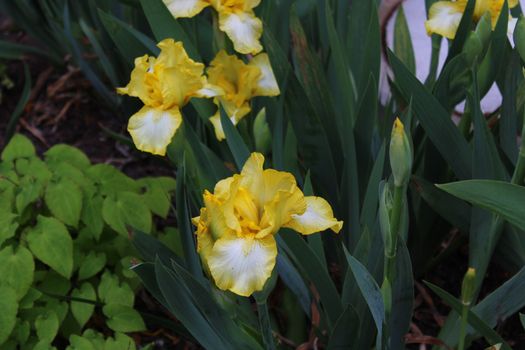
[3,0,525,349]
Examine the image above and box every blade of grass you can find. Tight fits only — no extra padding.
[5,63,31,141]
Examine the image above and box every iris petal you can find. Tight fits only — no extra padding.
[425,1,466,39]
[127,106,182,156]
[208,235,277,296]
[219,11,263,55]
[249,53,280,97]
[284,196,343,235]
[163,0,210,18]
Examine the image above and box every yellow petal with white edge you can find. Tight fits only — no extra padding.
[284,196,343,235]
[208,235,277,297]
[163,0,210,18]
[425,1,466,39]
[219,11,263,55]
[127,106,182,156]
[250,53,280,97]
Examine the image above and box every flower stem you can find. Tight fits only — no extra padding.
[458,302,470,350]
[257,300,275,350]
[381,183,405,347]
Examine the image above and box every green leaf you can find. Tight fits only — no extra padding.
[220,105,251,170]
[279,232,342,328]
[102,192,152,235]
[19,287,42,310]
[393,5,415,74]
[1,134,35,161]
[344,248,384,346]
[0,245,34,300]
[327,305,360,350]
[137,178,174,218]
[263,29,339,202]
[346,0,381,94]
[325,0,356,126]
[98,9,158,64]
[44,145,90,170]
[169,259,262,349]
[12,319,30,344]
[71,282,96,328]
[0,40,58,61]
[437,180,525,231]
[45,179,83,227]
[514,16,525,62]
[85,164,139,195]
[15,176,44,214]
[175,159,203,279]
[35,310,59,343]
[0,211,19,246]
[103,304,145,333]
[104,333,136,350]
[37,271,71,296]
[131,229,183,267]
[445,0,475,63]
[27,216,73,279]
[5,64,31,141]
[78,252,106,281]
[154,259,231,350]
[412,176,471,234]
[389,241,414,349]
[80,194,104,240]
[425,281,512,350]
[139,0,199,59]
[389,50,472,179]
[68,334,96,350]
[98,271,134,307]
[0,286,18,344]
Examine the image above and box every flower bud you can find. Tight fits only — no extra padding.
[389,118,413,187]
[253,108,272,154]
[461,267,476,306]
[379,181,393,253]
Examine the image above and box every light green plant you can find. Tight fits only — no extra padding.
[0,134,176,349]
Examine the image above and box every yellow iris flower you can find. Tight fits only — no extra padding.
[192,153,343,297]
[207,50,280,140]
[117,39,220,155]
[425,0,519,39]
[163,0,263,54]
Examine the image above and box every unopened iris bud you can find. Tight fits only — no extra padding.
[253,108,272,154]
[389,118,413,187]
[379,181,392,248]
[461,267,476,306]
